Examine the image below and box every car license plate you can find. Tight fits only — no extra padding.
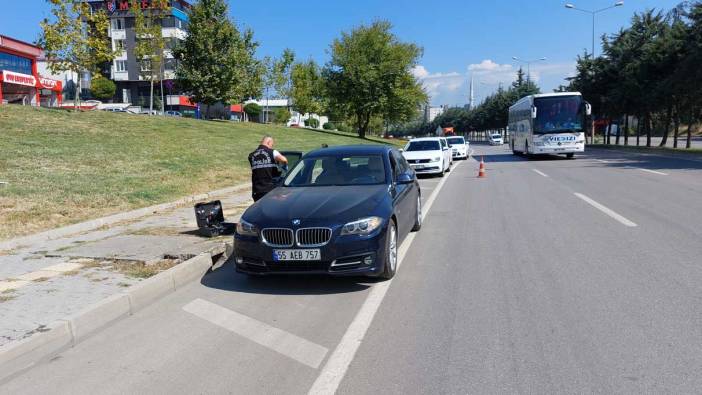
[412,164,425,169]
[273,249,320,261]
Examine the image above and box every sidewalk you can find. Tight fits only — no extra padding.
[0,186,252,347]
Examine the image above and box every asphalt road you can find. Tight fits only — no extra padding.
[2,145,702,394]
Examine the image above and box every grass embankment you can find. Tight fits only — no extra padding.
[0,106,399,240]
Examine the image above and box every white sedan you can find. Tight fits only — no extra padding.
[447,136,469,160]
[401,137,451,177]
[488,133,504,145]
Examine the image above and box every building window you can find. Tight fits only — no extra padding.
[140,59,152,72]
[115,60,127,72]
[164,58,177,71]
[111,18,124,31]
[0,52,32,75]
[114,39,126,51]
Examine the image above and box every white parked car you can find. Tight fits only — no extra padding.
[401,137,452,177]
[488,133,504,145]
[447,136,469,160]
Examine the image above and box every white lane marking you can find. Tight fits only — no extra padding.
[574,193,637,227]
[308,161,463,395]
[532,169,549,178]
[183,298,328,369]
[638,168,668,176]
[596,159,611,163]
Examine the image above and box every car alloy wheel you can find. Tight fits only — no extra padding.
[388,223,397,272]
[381,221,398,279]
[412,195,422,231]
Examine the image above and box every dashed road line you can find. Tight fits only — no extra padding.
[532,169,549,178]
[308,161,463,395]
[183,298,329,369]
[638,168,668,176]
[574,193,637,227]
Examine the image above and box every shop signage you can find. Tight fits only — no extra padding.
[39,77,58,89]
[2,70,36,87]
[106,0,168,12]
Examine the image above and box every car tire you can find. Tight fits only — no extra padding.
[566,153,574,159]
[381,220,398,280]
[411,195,422,232]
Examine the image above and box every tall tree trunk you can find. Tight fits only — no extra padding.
[646,113,652,148]
[606,121,612,145]
[615,116,621,145]
[636,115,641,146]
[623,114,629,146]
[149,79,154,114]
[685,109,697,148]
[673,108,680,149]
[74,73,81,112]
[659,105,672,147]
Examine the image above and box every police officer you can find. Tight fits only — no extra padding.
[248,136,288,202]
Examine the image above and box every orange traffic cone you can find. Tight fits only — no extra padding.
[478,156,486,178]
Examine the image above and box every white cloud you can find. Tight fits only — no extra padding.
[412,65,466,105]
[412,60,578,106]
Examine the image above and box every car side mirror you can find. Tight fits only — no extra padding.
[531,106,538,119]
[396,172,414,184]
[398,148,404,152]
[585,102,592,116]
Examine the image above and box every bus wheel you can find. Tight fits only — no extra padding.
[566,153,574,159]
[512,142,519,155]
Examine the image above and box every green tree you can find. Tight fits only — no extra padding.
[132,0,168,114]
[39,0,118,109]
[323,20,427,137]
[90,75,116,100]
[291,60,324,116]
[244,102,262,121]
[272,107,291,124]
[174,0,261,118]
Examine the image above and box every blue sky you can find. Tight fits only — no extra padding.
[1,0,682,105]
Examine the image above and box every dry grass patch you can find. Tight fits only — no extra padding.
[110,259,178,279]
[32,277,51,283]
[0,294,17,303]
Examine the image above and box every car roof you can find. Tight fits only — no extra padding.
[408,137,443,142]
[304,144,393,158]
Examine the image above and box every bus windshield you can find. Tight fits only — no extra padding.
[534,96,583,134]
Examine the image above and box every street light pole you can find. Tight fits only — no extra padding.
[511,56,546,81]
[565,1,624,57]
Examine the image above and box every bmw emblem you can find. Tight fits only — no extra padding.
[292,219,301,226]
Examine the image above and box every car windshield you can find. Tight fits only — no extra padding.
[534,96,584,134]
[284,154,387,186]
[405,140,440,151]
[446,137,465,145]
[491,134,501,139]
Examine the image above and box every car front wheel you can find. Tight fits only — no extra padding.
[411,195,422,232]
[381,220,398,279]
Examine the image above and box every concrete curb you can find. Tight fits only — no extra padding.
[0,183,249,251]
[0,252,216,383]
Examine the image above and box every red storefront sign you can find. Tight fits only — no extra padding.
[2,70,36,87]
[39,77,59,89]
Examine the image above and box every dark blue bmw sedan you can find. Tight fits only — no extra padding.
[234,145,422,279]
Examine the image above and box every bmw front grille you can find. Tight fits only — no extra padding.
[296,228,333,247]
[261,228,294,247]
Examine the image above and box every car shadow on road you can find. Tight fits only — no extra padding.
[200,258,375,296]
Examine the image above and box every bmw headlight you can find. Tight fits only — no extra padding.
[341,217,383,236]
[236,219,258,236]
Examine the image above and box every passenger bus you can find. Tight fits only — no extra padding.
[508,92,591,159]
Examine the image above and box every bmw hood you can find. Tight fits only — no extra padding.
[243,185,388,226]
